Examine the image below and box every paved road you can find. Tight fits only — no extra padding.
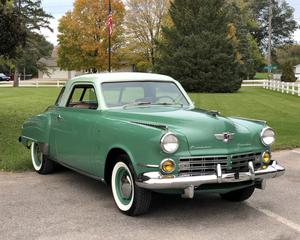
[0,150,299,240]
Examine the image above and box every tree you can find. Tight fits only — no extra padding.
[125,0,169,71]
[155,0,242,93]
[0,0,26,58]
[17,33,53,78]
[281,62,296,82]
[249,0,298,50]
[226,1,265,79]
[0,0,53,86]
[276,44,300,67]
[57,0,125,72]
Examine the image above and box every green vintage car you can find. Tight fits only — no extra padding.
[19,73,285,216]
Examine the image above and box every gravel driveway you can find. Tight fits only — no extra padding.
[0,149,299,240]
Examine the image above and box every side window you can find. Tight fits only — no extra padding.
[67,85,98,110]
[82,88,97,103]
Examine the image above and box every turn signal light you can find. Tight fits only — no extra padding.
[160,159,175,174]
[262,151,271,164]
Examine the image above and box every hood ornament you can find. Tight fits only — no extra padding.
[214,132,235,143]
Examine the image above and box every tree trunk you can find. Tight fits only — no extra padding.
[13,67,19,87]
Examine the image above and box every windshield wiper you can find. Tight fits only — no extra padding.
[123,101,184,109]
[123,101,152,109]
[153,102,184,107]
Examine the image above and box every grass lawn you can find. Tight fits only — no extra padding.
[1,87,299,171]
[254,72,269,79]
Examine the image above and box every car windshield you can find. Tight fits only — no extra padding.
[101,81,190,108]
[0,73,6,77]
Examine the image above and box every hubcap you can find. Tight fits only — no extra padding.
[120,175,132,199]
[116,168,133,204]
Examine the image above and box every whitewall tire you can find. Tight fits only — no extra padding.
[30,142,55,174]
[111,155,152,216]
[111,162,135,211]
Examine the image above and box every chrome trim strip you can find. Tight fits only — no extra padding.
[137,163,159,169]
[229,116,267,125]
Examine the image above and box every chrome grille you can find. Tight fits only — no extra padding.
[179,152,262,176]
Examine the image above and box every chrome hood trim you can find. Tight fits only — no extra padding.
[130,121,168,131]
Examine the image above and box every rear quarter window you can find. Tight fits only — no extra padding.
[55,87,65,106]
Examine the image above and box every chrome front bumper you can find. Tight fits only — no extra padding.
[136,161,285,190]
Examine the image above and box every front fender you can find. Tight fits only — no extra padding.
[99,120,190,177]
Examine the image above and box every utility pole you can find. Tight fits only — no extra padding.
[267,0,273,80]
[108,0,112,73]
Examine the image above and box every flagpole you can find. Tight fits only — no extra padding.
[108,0,112,72]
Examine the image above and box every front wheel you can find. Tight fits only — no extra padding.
[111,159,152,216]
[220,186,255,202]
[31,142,55,174]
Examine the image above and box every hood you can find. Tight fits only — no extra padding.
[106,107,265,155]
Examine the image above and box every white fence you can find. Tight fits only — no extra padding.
[0,79,266,88]
[242,80,266,87]
[0,79,67,87]
[263,80,300,96]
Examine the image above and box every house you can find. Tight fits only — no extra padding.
[38,47,80,80]
[38,47,135,80]
[294,64,300,80]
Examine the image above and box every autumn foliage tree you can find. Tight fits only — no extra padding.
[58,0,125,72]
[124,0,169,72]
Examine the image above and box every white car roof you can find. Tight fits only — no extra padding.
[68,72,175,85]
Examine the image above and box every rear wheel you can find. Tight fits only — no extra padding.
[111,156,152,216]
[31,142,55,174]
[220,186,255,202]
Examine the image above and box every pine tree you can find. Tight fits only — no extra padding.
[155,0,242,93]
[281,62,296,82]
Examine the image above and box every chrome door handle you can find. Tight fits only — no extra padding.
[56,114,63,120]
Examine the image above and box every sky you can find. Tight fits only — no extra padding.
[41,0,300,46]
[40,0,74,45]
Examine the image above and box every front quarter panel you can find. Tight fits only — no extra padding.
[91,115,190,178]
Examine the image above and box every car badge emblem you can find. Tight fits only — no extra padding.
[214,132,235,143]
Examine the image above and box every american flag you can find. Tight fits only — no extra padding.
[107,7,113,36]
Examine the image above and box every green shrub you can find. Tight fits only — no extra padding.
[281,62,297,82]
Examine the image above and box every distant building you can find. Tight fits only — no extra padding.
[38,47,80,80]
[294,64,300,80]
[38,47,135,80]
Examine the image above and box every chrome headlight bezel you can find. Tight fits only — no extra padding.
[260,127,275,146]
[160,132,179,154]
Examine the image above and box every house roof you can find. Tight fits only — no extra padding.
[38,46,59,68]
[39,57,57,67]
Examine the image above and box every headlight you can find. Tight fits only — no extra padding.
[160,159,176,174]
[160,132,179,154]
[260,127,275,146]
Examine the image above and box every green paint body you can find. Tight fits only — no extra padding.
[20,74,270,193]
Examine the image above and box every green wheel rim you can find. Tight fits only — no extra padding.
[115,167,133,205]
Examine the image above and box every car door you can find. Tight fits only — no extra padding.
[51,83,100,173]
